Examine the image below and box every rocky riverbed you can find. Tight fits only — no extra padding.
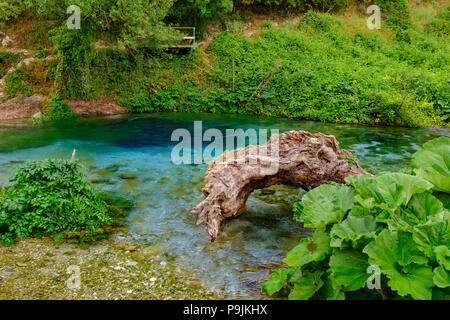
[0,233,217,300]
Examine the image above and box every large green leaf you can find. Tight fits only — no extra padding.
[433,265,450,288]
[412,220,450,260]
[329,249,370,290]
[434,245,450,270]
[370,173,432,208]
[363,229,434,300]
[295,184,355,228]
[283,228,330,267]
[433,192,450,210]
[411,136,450,193]
[397,231,429,266]
[288,270,324,300]
[344,174,374,200]
[387,263,434,300]
[330,215,377,248]
[261,267,291,296]
[319,273,345,300]
[387,192,446,232]
[346,173,432,219]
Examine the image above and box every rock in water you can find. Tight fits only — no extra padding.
[191,130,368,241]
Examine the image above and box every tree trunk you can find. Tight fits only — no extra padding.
[191,130,368,241]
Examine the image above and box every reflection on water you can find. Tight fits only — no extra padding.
[0,113,448,298]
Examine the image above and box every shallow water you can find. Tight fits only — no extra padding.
[0,113,448,298]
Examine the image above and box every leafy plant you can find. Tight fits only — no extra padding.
[0,159,113,244]
[5,72,32,98]
[262,137,450,300]
[43,95,76,120]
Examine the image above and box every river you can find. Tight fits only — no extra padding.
[0,113,448,298]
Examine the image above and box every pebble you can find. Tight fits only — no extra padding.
[119,173,137,180]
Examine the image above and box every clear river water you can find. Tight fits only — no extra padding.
[0,113,448,299]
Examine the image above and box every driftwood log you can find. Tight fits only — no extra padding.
[191,130,368,241]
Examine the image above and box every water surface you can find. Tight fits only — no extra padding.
[0,113,448,298]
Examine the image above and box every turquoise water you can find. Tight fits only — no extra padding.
[0,113,448,298]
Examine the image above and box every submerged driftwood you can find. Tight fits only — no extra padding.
[192,130,368,241]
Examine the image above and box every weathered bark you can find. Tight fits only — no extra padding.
[192,130,367,241]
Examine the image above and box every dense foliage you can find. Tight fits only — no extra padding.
[0,159,112,244]
[205,10,449,126]
[262,136,450,300]
[0,1,448,126]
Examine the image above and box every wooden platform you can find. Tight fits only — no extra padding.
[169,27,197,50]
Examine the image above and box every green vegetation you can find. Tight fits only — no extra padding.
[262,136,450,300]
[0,50,22,78]
[1,1,447,127]
[0,159,117,244]
[205,10,449,126]
[43,95,76,120]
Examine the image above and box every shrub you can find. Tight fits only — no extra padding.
[5,72,32,98]
[150,89,178,112]
[126,90,178,113]
[44,96,76,120]
[262,137,450,300]
[0,159,113,244]
[424,5,450,37]
[126,95,154,113]
[0,51,22,78]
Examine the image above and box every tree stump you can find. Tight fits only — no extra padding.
[191,130,368,241]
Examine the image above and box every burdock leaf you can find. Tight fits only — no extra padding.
[388,192,446,232]
[261,268,291,296]
[412,220,450,260]
[433,265,450,288]
[283,228,330,267]
[411,136,450,192]
[320,273,345,300]
[329,249,370,290]
[297,184,354,228]
[363,229,434,300]
[288,270,324,300]
[397,231,429,266]
[434,246,450,270]
[330,215,377,248]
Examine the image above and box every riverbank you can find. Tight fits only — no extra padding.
[0,94,128,120]
[0,2,448,128]
[0,232,217,300]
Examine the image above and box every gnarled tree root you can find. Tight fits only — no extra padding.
[192,130,368,241]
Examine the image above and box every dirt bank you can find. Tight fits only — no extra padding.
[0,95,129,120]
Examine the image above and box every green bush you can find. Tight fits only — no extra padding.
[0,159,113,244]
[424,5,450,37]
[126,89,178,113]
[262,137,450,300]
[0,51,22,78]
[377,0,412,41]
[205,10,449,127]
[5,72,32,98]
[44,96,76,120]
[126,95,154,113]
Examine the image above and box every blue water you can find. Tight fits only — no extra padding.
[0,113,448,298]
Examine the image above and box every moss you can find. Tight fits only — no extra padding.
[119,173,138,180]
